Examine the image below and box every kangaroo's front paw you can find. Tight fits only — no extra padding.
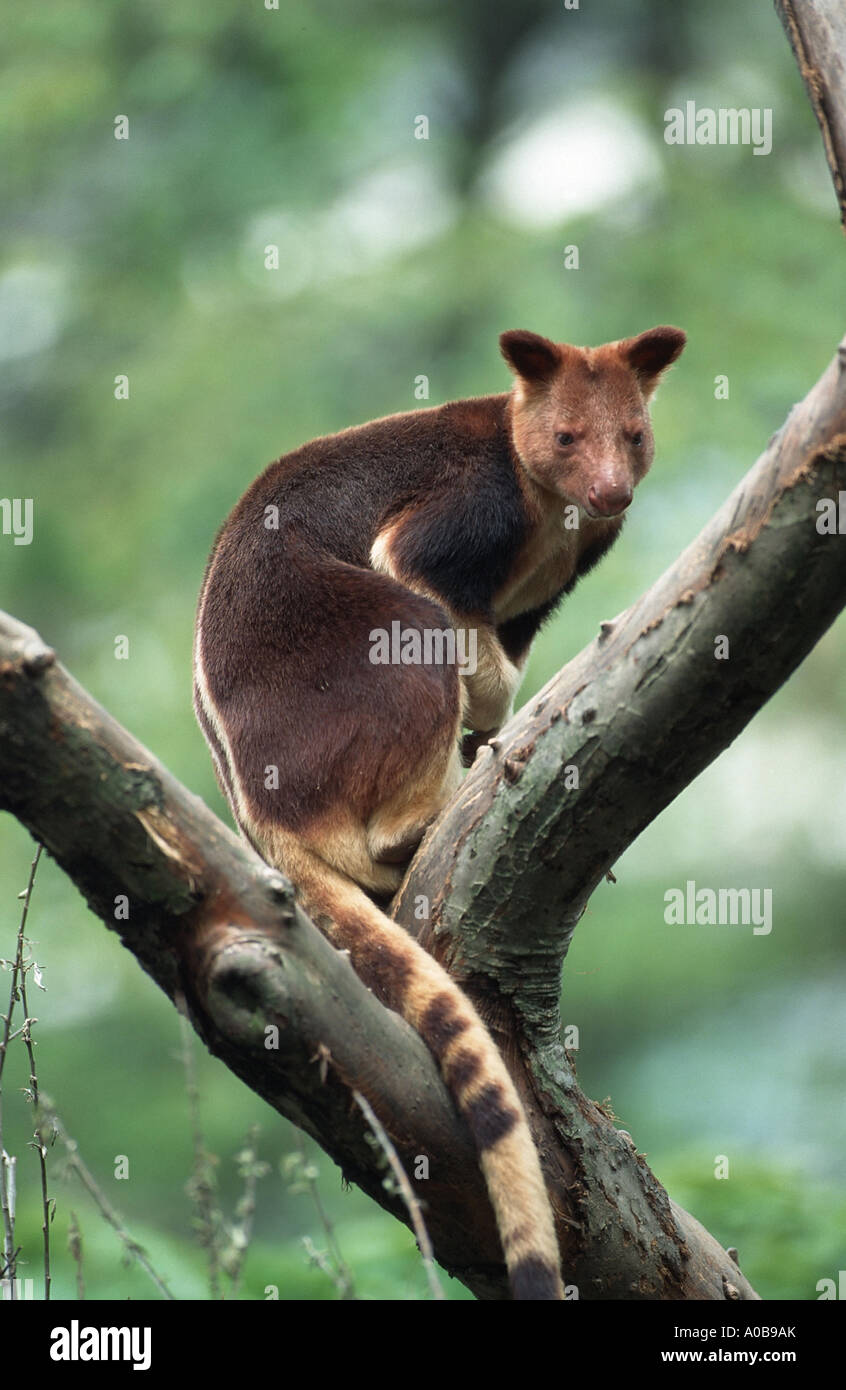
[461,729,497,767]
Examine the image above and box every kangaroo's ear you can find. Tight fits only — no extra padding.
[620,325,686,397]
[500,329,562,383]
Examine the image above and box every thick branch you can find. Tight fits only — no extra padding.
[776,0,846,229]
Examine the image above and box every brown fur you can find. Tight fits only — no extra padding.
[194,324,686,1300]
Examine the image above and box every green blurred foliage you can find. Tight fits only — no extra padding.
[0,0,843,1301]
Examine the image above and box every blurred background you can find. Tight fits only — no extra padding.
[1,0,844,1301]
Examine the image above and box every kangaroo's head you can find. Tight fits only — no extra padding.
[500,326,686,518]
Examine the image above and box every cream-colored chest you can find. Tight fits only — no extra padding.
[493,506,581,624]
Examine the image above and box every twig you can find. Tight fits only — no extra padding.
[16,845,51,1299]
[352,1091,444,1301]
[0,1152,16,1297]
[224,1127,269,1298]
[37,1096,174,1300]
[178,1006,222,1299]
[284,1138,356,1299]
[180,1007,270,1298]
[0,842,46,1298]
[68,1210,85,1300]
[301,1235,353,1293]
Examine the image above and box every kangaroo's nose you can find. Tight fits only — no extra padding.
[588,482,633,516]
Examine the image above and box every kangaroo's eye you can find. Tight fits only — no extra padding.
[556,432,574,447]
[632,431,644,447]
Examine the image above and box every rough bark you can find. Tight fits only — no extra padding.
[776,0,846,229]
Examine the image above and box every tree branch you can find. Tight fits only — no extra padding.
[776,0,846,230]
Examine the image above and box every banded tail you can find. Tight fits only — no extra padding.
[278,837,564,1300]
